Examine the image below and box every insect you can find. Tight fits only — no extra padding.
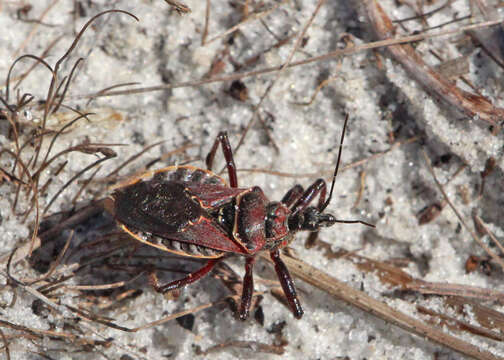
[105,116,373,320]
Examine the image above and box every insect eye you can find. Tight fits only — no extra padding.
[266,202,281,217]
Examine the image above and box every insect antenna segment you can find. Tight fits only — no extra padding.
[321,114,375,228]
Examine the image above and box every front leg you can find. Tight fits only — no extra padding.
[290,179,327,247]
[270,249,303,319]
[281,184,304,207]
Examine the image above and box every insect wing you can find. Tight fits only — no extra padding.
[185,183,247,208]
[113,179,247,254]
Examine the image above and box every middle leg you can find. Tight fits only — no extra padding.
[270,249,303,319]
[205,131,238,188]
[290,179,327,247]
[239,256,256,320]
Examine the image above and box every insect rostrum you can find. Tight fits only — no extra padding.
[105,117,372,320]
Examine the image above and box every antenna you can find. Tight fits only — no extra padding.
[320,114,375,228]
[320,114,348,212]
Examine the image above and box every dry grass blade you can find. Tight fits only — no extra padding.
[10,35,62,91]
[292,76,340,106]
[34,112,95,177]
[394,0,455,23]
[71,165,101,204]
[43,149,116,214]
[260,252,502,360]
[201,0,211,45]
[50,57,84,114]
[0,148,41,256]
[405,280,504,302]
[365,0,504,130]
[105,140,166,179]
[85,81,140,105]
[5,54,53,103]
[4,257,68,314]
[32,10,138,170]
[447,297,504,334]
[417,305,504,342]
[473,214,504,256]
[63,272,145,290]
[0,329,10,360]
[26,230,73,285]
[0,320,75,341]
[0,167,26,186]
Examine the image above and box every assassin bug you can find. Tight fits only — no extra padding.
[105,116,373,320]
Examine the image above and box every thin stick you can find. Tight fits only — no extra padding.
[0,329,10,360]
[43,153,115,214]
[201,0,211,45]
[473,215,504,256]
[406,280,504,302]
[204,0,288,44]
[105,140,166,178]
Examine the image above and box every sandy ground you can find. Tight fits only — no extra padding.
[1,0,504,359]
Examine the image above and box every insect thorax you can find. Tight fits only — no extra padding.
[212,201,236,239]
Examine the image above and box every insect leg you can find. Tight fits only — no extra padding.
[239,256,255,320]
[281,184,304,208]
[149,258,221,293]
[291,179,327,215]
[289,179,327,247]
[270,249,303,319]
[205,131,238,188]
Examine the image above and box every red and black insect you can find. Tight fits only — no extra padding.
[105,117,373,320]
